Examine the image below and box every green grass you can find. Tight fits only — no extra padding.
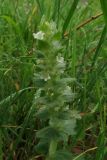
[0,0,107,159]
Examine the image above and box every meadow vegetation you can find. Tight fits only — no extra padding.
[0,0,107,159]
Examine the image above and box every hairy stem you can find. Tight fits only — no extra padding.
[46,140,57,160]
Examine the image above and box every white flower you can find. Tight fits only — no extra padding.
[41,73,51,81]
[36,59,44,64]
[33,31,45,40]
[63,105,69,111]
[52,41,62,50]
[56,56,64,64]
[50,21,57,33]
[44,74,51,81]
[63,86,71,95]
[56,55,66,73]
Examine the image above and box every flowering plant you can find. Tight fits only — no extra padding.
[33,19,80,160]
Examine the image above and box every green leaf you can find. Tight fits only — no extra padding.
[35,139,49,154]
[70,110,81,119]
[57,78,76,84]
[63,86,75,102]
[62,0,80,35]
[38,40,50,50]
[34,78,46,87]
[91,26,107,68]
[100,0,107,26]
[50,118,76,137]
[35,50,45,59]
[0,87,34,106]
[36,107,50,120]
[0,15,21,35]
[36,127,60,140]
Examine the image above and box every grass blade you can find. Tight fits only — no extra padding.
[0,87,34,106]
[62,0,80,36]
[91,25,107,68]
[100,0,107,26]
[36,0,43,15]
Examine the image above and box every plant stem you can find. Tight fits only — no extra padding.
[46,140,57,160]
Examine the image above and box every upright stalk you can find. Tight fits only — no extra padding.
[47,140,57,160]
[33,19,80,160]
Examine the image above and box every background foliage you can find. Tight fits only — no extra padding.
[0,0,107,159]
